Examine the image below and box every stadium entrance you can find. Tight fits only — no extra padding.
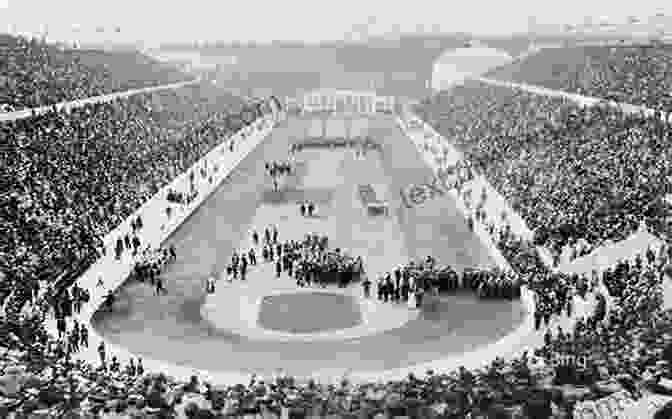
[302,89,395,114]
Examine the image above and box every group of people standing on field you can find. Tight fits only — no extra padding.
[210,225,363,292]
[299,201,317,217]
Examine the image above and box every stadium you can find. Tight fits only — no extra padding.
[3,11,672,419]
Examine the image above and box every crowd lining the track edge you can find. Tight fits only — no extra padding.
[4,34,672,418]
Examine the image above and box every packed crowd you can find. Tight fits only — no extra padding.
[5,240,672,419]
[1,81,257,325]
[0,34,191,111]
[232,228,364,288]
[6,42,672,418]
[369,257,522,308]
[415,79,672,257]
[487,44,672,112]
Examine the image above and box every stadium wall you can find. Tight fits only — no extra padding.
[44,116,280,385]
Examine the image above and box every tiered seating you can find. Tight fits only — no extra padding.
[415,80,672,256]
[487,45,672,110]
[4,44,672,419]
[0,34,190,111]
[0,82,245,329]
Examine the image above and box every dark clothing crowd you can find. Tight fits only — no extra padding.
[6,41,672,418]
[0,33,190,111]
[489,44,672,112]
[233,228,363,288]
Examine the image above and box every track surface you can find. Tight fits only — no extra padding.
[93,115,524,377]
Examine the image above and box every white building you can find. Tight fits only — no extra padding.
[302,89,395,115]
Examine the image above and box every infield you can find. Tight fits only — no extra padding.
[258,292,362,334]
[92,115,523,379]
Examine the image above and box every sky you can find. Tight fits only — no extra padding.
[1,0,670,45]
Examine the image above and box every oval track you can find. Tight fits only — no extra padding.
[92,115,524,378]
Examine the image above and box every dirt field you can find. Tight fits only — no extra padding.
[92,115,522,378]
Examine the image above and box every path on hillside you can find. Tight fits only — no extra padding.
[0,78,200,122]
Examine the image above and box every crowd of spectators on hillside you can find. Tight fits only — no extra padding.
[0,34,191,111]
[0,81,251,331]
[4,241,672,418]
[415,80,672,258]
[6,41,672,418]
[487,45,672,112]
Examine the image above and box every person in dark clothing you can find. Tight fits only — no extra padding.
[377,278,384,300]
[132,235,141,256]
[272,226,278,243]
[534,307,543,330]
[169,244,177,262]
[155,277,165,295]
[241,257,248,280]
[115,238,124,260]
[57,317,67,339]
[80,325,88,348]
[362,278,371,298]
[104,291,115,311]
[275,259,282,278]
[137,358,144,376]
[264,228,271,244]
[98,341,106,368]
[286,254,293,277]
[248,248,256,265]
[300,203,306,217]
[124,234,132,250]
[252,230,259,246]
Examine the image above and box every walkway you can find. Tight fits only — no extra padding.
[0,78,200,122]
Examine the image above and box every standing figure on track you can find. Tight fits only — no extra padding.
[248,248,257,266]
[275,258,282,279]
[155,276,166,295]
[264,228,271,245]
[362,277,371,298]
[252,230,260,247]
[207,274,216,294]
[241,256,248,280]
[308,202,315,217]
[300,202,306,217]
[272,225,279,243]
